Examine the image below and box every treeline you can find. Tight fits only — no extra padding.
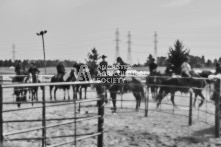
[134,53,220,68]
[148,55,220,68]
[0,59,76,67]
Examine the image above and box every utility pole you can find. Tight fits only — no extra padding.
[154,31,158,61]
[115,28,120,62]
[127,31,132,65]
[12,44,16,62]
[37,30,47,74]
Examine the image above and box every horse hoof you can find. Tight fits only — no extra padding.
[112,110,117,114]
[198,103,203,108]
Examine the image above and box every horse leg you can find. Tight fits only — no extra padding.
[16,93,21,108]
[110,92,117,112]
[156,90,165,109]
[67,88,70,100]
[170,92,176,107]
[63,89,66,100]
[36,87,38,101]
[197,91,205,107]
[151,87,156,100]
[54,87,57,100]
[73,85,77,100]
[133,93,139,111]
[193,91,198,107]
[79,86,82,99]
[50,86,54,100]
[84,86,87,99]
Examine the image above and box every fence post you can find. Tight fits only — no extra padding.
[145,85,148,117]
[121,85,123,109]
[189,90,193,126]
[215,78,220,138]
[97,88,105,147]
[0,84,3,145]
[42,86,46,147]
[74,90,77,146]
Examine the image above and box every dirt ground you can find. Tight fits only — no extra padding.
[2,87,221,147]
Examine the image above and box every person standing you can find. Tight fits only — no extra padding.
[28,61,40,82]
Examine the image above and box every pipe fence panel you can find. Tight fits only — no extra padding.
[0,80,105,147]
[146,75,220,137]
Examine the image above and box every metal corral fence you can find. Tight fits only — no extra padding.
[104,75,221,138]
[146,75,221,137]
[0,81,105,147]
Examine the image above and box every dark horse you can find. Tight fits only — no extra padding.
[23,73,41,102]
[12,74,29,107]
[146,72,166,100]
[155,76,208,108]
[50,70,76,100]
[91,68,145,112]
[12,71,40,107]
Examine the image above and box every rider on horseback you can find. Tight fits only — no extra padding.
[149,58,158,75]
[181,56,200,78]
[28,61,40,82]
[14,60,26,82]
[116,57,128,77]
[56,62,66,81]
[98,55,108,76]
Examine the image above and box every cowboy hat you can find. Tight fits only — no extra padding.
[102,55,107,59]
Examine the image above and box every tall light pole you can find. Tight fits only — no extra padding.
[37,30,47,74]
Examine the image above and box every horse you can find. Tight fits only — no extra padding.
[146,71,166,100]
[50,70,76,100]
[91,68,145,112]
[73,63,91,99]
[23,73,41,102]
[155,75,208,108]
[12,72,29,107]
[122,76,145,111]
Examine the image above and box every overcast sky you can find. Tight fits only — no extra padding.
[0,0,220,64]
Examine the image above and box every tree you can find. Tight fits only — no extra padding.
[205,59,213,67]
[144,54,154,66]
[167,40,189,74]
[85,48,100,77]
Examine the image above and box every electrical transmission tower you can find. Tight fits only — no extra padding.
[115,28,120,62]
[127,31,132,65]
[12,44,16,62]
[154,31,158,60]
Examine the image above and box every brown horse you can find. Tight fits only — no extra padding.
[93,72,145,112]
[155,76,207,108]
[146,72,166,100]
[50,70,76,100]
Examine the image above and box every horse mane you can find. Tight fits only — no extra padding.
[63,70,71,81]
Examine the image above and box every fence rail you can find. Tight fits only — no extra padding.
[0,81,106,147]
